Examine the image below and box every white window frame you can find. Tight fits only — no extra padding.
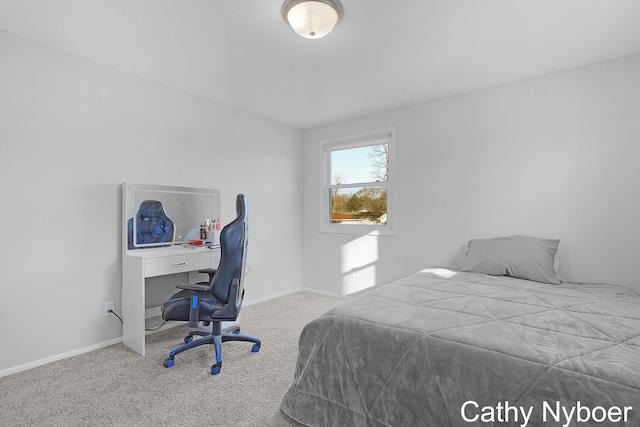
[319,127,397,235]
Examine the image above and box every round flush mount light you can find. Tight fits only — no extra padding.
[281,0,344,39]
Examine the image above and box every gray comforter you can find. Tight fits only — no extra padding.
[281,269,640,426]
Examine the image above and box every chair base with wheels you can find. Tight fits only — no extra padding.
[163,321,261,375]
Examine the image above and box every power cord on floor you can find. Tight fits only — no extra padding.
[145,320,168,331]
[108,308,170,331]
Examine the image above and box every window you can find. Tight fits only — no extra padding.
[319,128,397,235]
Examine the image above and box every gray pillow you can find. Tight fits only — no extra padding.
[460,235,561,284]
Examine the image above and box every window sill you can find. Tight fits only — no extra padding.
[319,224,397,236]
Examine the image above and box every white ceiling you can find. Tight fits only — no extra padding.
[1,0,640,129]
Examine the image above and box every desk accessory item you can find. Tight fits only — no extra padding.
[213,218,221,245]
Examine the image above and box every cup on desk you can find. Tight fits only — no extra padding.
[206,230,220,246]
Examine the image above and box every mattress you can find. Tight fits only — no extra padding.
[281,268,640,426]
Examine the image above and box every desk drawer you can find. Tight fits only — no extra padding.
[144,252,213,277]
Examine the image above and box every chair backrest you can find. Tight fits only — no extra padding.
[211,194,248,304]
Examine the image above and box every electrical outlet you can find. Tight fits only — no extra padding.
[104,301,114,317]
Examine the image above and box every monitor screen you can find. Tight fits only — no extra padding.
[122,183,221,251]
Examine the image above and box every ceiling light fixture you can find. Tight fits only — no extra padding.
[281,0,344,39]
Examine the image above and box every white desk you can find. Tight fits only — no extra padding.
[122,245,220,355]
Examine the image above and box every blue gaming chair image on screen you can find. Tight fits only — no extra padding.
[127,199,175,249]
[160,194,260,375]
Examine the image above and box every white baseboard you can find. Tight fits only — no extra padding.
[0,288,344,379]
[0,337,122,378]
[243,287,347,307]
[243,287,303,306]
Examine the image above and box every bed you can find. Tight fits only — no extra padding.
[281,236,640,426]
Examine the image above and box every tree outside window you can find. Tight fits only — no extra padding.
[320,128,396,235]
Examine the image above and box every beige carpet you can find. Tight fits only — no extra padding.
[0,291,346,427]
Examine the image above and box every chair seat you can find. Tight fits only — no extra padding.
[161,289,223,322]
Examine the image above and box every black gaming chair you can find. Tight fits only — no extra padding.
[160,194,260,375]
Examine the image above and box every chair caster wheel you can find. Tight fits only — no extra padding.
[211,363,221,375]
[163,358,175,368]
[251,343,260,353]
[184,336,193,344]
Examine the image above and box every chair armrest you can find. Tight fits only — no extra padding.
[176,282,211,292]
[175,282,211,327]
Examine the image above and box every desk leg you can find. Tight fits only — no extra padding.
[122,256,146,355]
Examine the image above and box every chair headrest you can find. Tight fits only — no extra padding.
[138,200,169,219]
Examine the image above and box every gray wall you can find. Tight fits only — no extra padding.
[0,30,303,372]
[2,27,639,375]
[302,53,640,296]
